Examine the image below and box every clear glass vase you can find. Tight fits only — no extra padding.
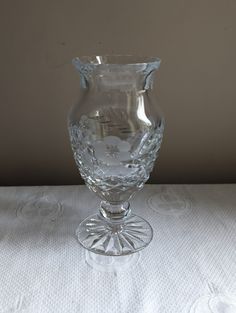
[68,55,164,256]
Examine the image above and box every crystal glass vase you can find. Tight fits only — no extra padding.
[68,55,164,256]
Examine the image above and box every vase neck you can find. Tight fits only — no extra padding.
[72,55,161,91]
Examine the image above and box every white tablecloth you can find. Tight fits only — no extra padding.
[0,185,236,313]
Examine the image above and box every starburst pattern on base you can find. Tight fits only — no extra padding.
[76,214,153,256]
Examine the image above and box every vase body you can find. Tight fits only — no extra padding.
[68,55,164,255]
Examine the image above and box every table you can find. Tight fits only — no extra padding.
[0,185,236,313]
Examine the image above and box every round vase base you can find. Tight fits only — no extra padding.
[76,213,153,256]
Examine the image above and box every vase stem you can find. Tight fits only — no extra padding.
[99,201,131,223]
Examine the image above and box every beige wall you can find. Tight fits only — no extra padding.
[0,0,236,185]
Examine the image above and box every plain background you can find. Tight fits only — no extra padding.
[0,0,235,186]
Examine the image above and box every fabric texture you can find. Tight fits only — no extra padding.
[0,184,235,313]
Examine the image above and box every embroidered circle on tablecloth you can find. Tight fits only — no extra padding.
[16,193,63,222]
[190,294,236,313]
[147,189,192,216]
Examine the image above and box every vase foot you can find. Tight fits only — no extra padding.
[76,213,153,256]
